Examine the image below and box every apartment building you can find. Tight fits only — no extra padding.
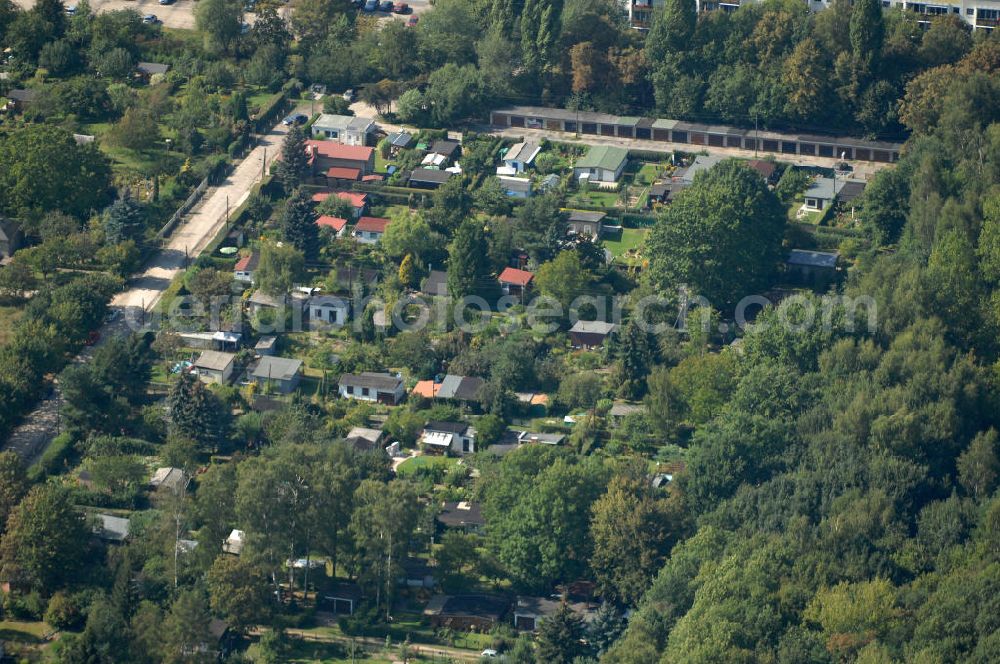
[623,0,998,31]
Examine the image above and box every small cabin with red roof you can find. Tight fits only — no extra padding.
[498,267,534,297]
[353,216,391,244]
[316,215,348,237]
[325,166,362,184]
[312,191,368,219]
[234,251,260,283]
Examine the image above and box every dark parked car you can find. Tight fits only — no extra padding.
[379,0,393,11]
[363,0,378,11]
[282,113,308,126]
[142,14,159,24]
[392,2,410,12]
[406,15,419,26]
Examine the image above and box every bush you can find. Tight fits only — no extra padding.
[534,152,560,174]
[556,372,604,411]
[31,432,75,481]
[44,592,85,630]
[4,590,46,620]
[774,166,811,204]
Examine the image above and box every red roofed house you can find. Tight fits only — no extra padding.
[747,159,778,185]
[234,251,260,283]
[306,141,375,176]
[353,216,391,244]
[316,215,349,237]
[326,167,362,184]
[312,191,331,204]
[498,267,534,298]
[337,192,368,219]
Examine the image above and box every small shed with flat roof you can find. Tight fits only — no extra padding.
[249,356,303,393]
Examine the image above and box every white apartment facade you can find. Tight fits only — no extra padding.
[623,0,998,31]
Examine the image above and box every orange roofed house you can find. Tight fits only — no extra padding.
[312,191,368,219]
[498,267,534,298]
[306,141,375,176]
[353,216,391,244]
[325,166,362,185]
[316,215,348,237]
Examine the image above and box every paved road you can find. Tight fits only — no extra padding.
[1,107,305,464]
[281,623,484,662]
[111,107,302,311]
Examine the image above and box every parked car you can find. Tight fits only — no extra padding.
[282,114,308,126]
[379,0,393,11]
[158,0,174,5]
[392,2,410,12]
[362,0,378,11]
[343,89,356,102]
[481,650,498,659]
[141,14,159,24]
[406,15,419,26]
[351,0,364,6]
[65,4,76,14]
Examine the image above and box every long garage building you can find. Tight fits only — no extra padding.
[489,106,903,163]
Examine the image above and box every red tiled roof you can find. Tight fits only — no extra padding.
[316,215,348,231]
[747,159,776,178]
[337,192,368,208]
[326,167,361,180]
[498,267,534,286]
[312,192,331,203]
[306,140,374,161]
[355,216,390,233]
[361,174,384,183]
[234,253,256,271]
[411,380,440,398]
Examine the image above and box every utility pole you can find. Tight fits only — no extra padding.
[754,112,759,158]
[173,475,193,589]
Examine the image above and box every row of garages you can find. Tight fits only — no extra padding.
[489,106,903,164]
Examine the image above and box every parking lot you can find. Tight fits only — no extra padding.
[13,0,216,30]
[14,0,430,31]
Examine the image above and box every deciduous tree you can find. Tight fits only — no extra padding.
[0,484,89,594]
[645,159,785,306]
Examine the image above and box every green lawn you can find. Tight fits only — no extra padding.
[0,304,24,346]
[789,201,824,224]
[604,228,648,264]
[634,162,663,185]
[375,152,394,174]
[0,619,52,643]
[569,190,622,208]
[395,455,461,477]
